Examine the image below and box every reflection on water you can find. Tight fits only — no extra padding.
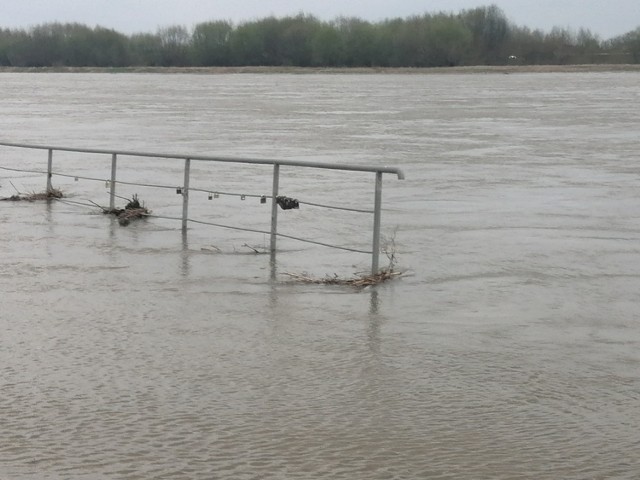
[1,72,640,479]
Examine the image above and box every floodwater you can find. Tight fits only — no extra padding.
[1,71,639,479]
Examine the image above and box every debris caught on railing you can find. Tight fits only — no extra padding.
[200,243,269,254]
[276,195,299,210]
[284,230,401,286]
[1,183,64,202]
[94,194,150,226]
[283,269,401,287]
[240,243,268,254]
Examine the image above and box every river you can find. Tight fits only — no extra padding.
[1,71,639,479]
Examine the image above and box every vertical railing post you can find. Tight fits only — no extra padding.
[46,149,53,193]
[371,171,383,275]
[109,153,117,211]
[182,158,191,231]
[270,163,280,253]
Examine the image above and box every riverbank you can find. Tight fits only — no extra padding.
[1,64,639,74]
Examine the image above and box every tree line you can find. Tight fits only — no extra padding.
[1,5,638,68]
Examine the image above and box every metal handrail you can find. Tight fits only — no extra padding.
[0,141,405,179]
[0,141,405,273]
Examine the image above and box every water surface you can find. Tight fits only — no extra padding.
[1,72,639,479]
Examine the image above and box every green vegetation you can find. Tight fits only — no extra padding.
[0,5,638,68]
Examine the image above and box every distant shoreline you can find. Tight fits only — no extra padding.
[1,64,639,74]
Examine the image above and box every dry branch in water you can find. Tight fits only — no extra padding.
[284,229,401,287]
[283,269,401,287]
[241,243,269,254]
[115,207,150,226]
[97,194,150,225]
[1,188,64,201]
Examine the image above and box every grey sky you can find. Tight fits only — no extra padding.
[2,0,639,39]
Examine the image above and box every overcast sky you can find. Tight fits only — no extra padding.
[2,0,639,39]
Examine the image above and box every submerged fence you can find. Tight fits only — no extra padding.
[0,141,405,274]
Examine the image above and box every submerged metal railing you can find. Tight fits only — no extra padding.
[0,141,404,274]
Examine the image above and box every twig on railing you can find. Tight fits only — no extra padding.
[283,228,401,287]
[283,269,401,287]
[92,194,150,226]
[242,243,269,254]
[380,227,399,272]
[1,186,64,202]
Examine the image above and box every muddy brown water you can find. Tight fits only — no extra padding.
[1,72,639,479]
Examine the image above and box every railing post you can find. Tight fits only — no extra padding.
[46,149,53,192]
[109,153,117,210]
[182,158,191,231]
[270,163,280,253]
[371,171,383,275]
